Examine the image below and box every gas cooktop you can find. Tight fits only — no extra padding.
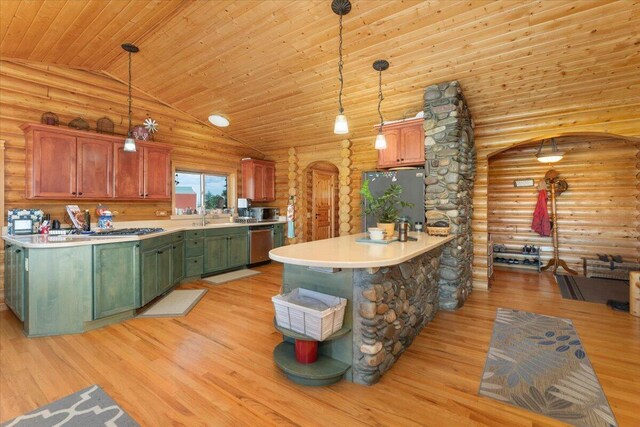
[93,227,164,236]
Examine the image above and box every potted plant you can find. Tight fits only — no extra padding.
[360,179,414,238]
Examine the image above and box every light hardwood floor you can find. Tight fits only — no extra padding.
[1,264,639,426]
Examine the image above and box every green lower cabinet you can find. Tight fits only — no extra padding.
[157,246,173,294]
[4,243,26,322]
[93,242,140,319]
[228,234,248,268]
[204,236,227,273]
[273,224,285,248]
[172,240,185,284]
[141,248,159,305]
[203,227,248,274]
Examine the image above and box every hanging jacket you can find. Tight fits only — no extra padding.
[531,189,551,237]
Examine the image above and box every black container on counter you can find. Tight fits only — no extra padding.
[398,221,409,242]
[83,210,91,231]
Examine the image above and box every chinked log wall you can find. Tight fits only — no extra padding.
[489,136,640,274]
[0,60,265,307]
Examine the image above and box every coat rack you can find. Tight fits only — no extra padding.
[541,170,577,275]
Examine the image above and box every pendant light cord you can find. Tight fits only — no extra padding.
[127,51,132,136]
[377,69,384,129]
[337,12,344,114]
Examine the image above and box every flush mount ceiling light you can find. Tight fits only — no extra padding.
[373,59,389,150]
[208,114,230,127]
[122,43,139,152]
[332,0,351,135]
[536,138,564,163]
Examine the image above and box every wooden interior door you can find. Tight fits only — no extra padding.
[311,169,336,241]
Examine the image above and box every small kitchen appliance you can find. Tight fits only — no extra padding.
[237,198,252,218]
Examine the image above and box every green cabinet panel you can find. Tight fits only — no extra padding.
[185,238,203,257]
[172,240,185,284]
[228,234,248,268]
[186,256,203,277]
[25,247,93,337]
[205,226,247,237]
[186,230,203,239]
[204,236,227,273]
[141,248,159,305]
[273,223,285,248]
[93,242,140,319]
[4,243,26,322]
[157,246,172,294]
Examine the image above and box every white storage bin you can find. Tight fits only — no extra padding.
[272,288,347,341]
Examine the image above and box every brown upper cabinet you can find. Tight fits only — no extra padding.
[22,123,170,201]
[376,118,425,169]
[114,142,171,200]
[241,158,275,202]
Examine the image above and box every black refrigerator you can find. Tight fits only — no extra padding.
[361,168,426,231]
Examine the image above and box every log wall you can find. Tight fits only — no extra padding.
[488,136,640,274]
[0,60,264,307]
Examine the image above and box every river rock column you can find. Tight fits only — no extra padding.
[351,249,442,385]
[423,81,476,310]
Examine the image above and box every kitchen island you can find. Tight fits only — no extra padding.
[269,232,454,386]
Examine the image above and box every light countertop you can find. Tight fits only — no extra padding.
[2,220,285,248]
[269,232,455,268]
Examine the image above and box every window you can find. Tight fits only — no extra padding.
[175,171,228,214]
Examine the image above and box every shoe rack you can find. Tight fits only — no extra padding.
[493,244,541,272]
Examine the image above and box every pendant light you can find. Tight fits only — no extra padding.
[373,59,389,150]
[332,0,351,134]
[122,43,139,152]
[536,138,564,163]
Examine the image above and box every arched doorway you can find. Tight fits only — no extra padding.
[486,133,639,282]
[305,161,339,241]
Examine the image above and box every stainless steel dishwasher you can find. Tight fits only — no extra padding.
[249,226,273,264]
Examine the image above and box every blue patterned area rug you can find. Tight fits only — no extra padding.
[479,308,617,427]
[1,385,139,427]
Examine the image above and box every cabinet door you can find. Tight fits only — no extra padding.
[204,236,227,273]
[77,137,113,198]
[172,240,185,284]
[114,143,144,199]
[4,244,25,321]
[273,224,284,248]
[399,123,425,165]
[241,160,256,200]
[227,234,248,268]
[262,163,275,201]
[157,246,173,294]
[141,249,158,305]
[32,130,76,198]
[93,243,140,319]
[143,147,171,200]
[253,162,266,201]
[376,128,400,168]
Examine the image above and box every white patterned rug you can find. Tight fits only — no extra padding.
[1,385,138,426]
[202,268,261,285]
[479,308,617,427]
[137,289,207,318]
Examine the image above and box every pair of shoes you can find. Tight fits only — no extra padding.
[597,254,623,263]
[530,245,537,254]
[523,259,532,265]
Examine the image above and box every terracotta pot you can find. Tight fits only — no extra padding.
[377,222,395,239]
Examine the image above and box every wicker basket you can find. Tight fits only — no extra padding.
[426,211,450,236]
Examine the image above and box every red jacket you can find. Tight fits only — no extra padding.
[531,189,551,236]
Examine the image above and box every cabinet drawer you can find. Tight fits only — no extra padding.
[186,230,203,239]
[205,226,248,237]
[141,234,175,250]
[172,232,185,242]
[186,238,204,257]
[186,256,204,277]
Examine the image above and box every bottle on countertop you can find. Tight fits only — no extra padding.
[83,210,91,231]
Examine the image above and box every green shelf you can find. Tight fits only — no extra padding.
[273,318,351,341]
[273,342,350,386]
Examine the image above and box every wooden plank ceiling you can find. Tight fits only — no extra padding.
[2,0,639,152]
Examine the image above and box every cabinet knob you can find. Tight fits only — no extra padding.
[144,193,149,197]
[157,250,163,254]
[15,249,21,253]
[173,246,176,249]
[194,260,198,263]
[135,244,140,247]
[71,191,76,195]
[194,241,198,245]
[140,193,143,196]
[5,244,11,249]
[78,192,83,195]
